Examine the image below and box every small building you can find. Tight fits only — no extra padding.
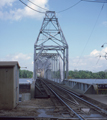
[0,61,20,109]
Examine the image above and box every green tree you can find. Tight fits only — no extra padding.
[68,70,107,79]
[19,70,33,78]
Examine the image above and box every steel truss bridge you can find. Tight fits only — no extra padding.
[34,11,68,82]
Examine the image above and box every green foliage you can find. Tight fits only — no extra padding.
[19,69,107,79]
[19,69,33,78]
[68,70,107,79]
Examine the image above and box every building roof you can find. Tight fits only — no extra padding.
[0,61,20,68]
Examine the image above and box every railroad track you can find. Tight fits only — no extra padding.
[40,78,107,120]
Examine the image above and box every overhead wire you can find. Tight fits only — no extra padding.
[96,3,107,64]
[81,0,107,3]
[77,3,105,65]
[27,0,48,11]
[19,0,81,14]
[96,55,101,64]
[56,0,81,13]
[19,0,45,13]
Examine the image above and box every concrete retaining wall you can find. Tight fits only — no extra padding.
[19,83,31,94]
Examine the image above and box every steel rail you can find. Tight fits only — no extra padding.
[67,93,79,105]
[49,81,107,115]
[41,80,84,120]
[58,94,79,105]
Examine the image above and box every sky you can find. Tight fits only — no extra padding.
[0,0,107,72]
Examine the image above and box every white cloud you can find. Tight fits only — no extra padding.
[0,53,33,71]
[1,47,107,72]
[0,0,49,20]
[5,53,31,60]
[90,49,100,56]
[69,47,107,72]
[90,47,107,58]
[0,0,16,8]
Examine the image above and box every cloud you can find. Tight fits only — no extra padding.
[69,47,107,72]
[4,53,31,61]
[90,47,107,58]
[0,0,16,8]
[90,49,100,56]
[0,53,33,71]
[0,0,49,20]
[1,47,107,72]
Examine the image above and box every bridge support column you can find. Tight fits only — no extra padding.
[66,47,69,79]
[34,47,37,81]
[63,49,65,80]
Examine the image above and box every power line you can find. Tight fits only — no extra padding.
[96,55,101,64]
[81,0,107,3]
[57,1,81,13]
[27,0,48,11]
[19,0,45,13]
[77,3,105,65]
[19,0,81,14]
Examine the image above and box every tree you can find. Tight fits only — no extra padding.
[19,70,33,78]
[68,70,107,79]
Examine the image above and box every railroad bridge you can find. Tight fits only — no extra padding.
[33,11,68,82]
[0,11,107,120]
[29,11,107,119]
[33,11,107,96]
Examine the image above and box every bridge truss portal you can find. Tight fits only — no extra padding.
[34,11,68,82]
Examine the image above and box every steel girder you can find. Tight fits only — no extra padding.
[34,11,68,81]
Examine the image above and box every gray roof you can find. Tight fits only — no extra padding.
[0,61,20,68]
